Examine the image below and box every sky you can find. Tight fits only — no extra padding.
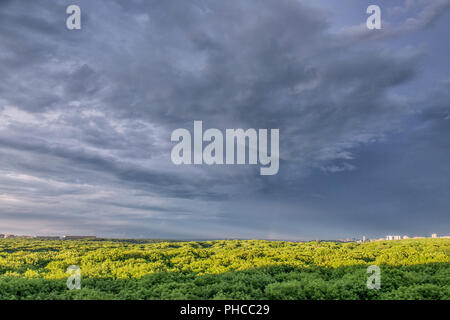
[0,0,449,240]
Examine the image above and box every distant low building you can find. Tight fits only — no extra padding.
[403,235,410,239]
[431,233,438,238]
[3,234,16,238]
[35,236,61,240]
[63,235,96,240]
[386,235,401,240]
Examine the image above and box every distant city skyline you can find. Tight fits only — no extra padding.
[1,231,448,243]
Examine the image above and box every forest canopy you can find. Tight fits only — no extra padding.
[0,238,448,300]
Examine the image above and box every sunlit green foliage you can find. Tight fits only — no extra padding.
[0,238,448,299]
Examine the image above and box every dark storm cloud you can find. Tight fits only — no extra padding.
[0,0,449,239]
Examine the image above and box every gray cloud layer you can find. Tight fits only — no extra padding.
[0,0,449,239]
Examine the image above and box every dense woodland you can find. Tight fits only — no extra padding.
[0,238,448,299]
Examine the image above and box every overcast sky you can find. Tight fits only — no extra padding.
[0,0,449,240]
